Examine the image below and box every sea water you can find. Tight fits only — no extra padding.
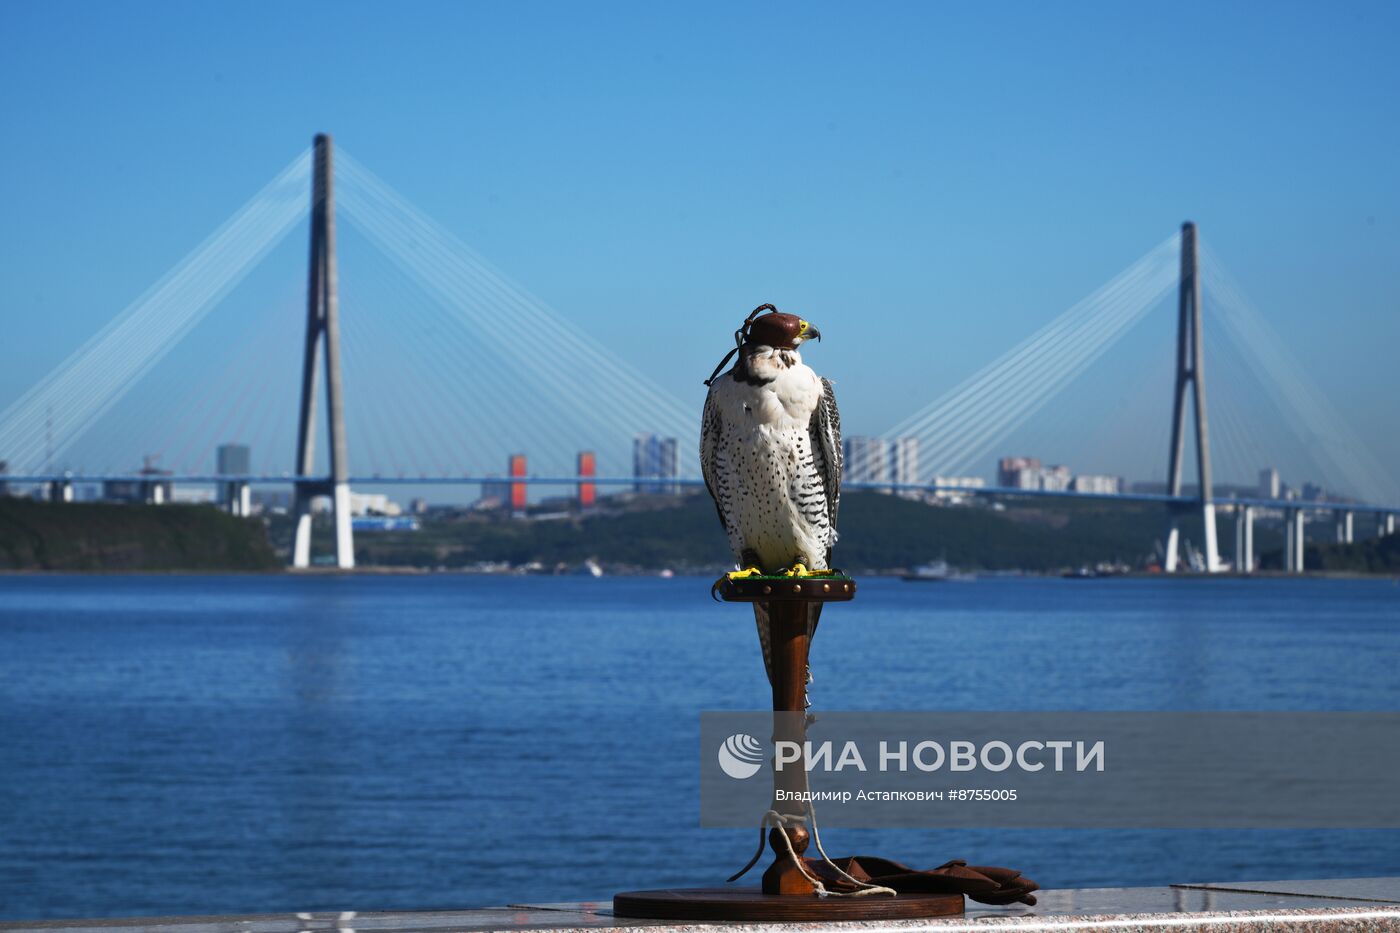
[1,574,1397,918]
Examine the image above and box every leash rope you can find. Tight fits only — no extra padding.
[728,808,896,898]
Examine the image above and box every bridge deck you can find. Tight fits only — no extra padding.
[8,474,1397,515]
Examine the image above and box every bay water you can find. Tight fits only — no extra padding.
[2,574,1397,919]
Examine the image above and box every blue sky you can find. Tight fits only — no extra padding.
[1,1,1396,492]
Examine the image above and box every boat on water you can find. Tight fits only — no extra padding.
[901,560,976,583]
[1063,561,1132,579]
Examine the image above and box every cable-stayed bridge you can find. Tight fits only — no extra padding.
[1,135,1395,573]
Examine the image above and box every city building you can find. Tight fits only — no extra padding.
[478,475,509,509]
[169,487,217,505]
[997,455,1102,493]
[0,459,8,497]
[216,444,251,476]
[1258,468,1280,499]
[577,450,597,508]
[1301,482,1325,502]
[1040,464,1072,492]
[997,456,1041,489]
[633,434,679,494]
[890,436,920,497]
[930,475,986,504]
[509,453,528,511]
[1071,474,1121,495]
[844,436,890,488]
[348,492,402,516]
[252,490,292,514]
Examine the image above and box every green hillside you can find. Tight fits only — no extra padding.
[0,499,278,571]
[344,491,1253,572]
[1265,531,1400,574]
[10,492,1389,575]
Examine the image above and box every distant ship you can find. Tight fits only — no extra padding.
[1063,561,1132,579]
[901,560,975,583]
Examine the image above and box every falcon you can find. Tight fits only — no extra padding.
[700,305,841,681]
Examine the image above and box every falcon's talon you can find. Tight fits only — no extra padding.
[781,563,838,578]
[727,566,762,580]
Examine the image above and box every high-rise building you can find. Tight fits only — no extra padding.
[998,456,1041,489]
[844,436,890,488]
[1040,465,1072,492]
[216,444,251,476]
[633,434,679,494]
[890,436,920,497]
[577,451,597,508]
[1258,468,1280,500]
[509,454,528,511]
[997,456,1080,492]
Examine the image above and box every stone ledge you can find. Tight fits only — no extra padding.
[2,879,1398,933]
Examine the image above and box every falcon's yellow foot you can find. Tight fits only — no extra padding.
[727,566,763,580]
[781,563,839,578]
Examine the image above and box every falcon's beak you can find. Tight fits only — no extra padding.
[799,320,821,343]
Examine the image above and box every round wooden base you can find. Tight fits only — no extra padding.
[613,887,964,921]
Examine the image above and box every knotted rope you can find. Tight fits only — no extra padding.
[729,808,897,898]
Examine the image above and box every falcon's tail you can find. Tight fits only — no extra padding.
[754,603,822,688]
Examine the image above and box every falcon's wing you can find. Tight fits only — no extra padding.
[810,377,842,562]
[700,388,727,531]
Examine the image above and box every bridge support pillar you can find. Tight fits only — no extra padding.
[332,481,354,562]
[1336,510,1354,545]
[1162,222,1221,573]
[290,133,354,570]
[1234,505,1254,574]
[1285,508,1305,574]
[47,479,73,503]
[222,481,251,517]
[1201,502,1221,572]
[291,496,314,568]
[1164,519,1180,573]
[1381,513,1396,538]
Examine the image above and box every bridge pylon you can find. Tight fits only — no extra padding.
[1164,221,1220,571]
[1163,221,1221,573]
[290,134,354,569]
